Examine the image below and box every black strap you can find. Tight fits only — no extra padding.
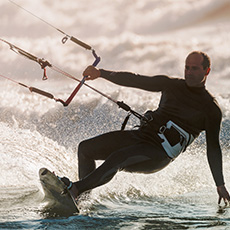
[121,113,131,130]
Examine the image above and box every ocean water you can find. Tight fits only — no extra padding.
[0,0,230,229]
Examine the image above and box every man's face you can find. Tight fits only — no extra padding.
[184,53,210,87]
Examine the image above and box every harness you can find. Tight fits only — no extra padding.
[133,111,194,159]
[158,120,194,159]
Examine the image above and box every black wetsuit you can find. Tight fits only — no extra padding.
[75,70,224,195]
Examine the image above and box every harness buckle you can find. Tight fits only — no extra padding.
[159,125,167,134]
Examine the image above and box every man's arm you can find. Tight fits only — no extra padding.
[99,69,169,92]
[205,104,230,204]
[83,65,172,92]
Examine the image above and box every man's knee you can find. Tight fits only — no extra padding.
[78,140,89,159]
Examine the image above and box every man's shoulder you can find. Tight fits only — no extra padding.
[204,89,220,106]
[153,75,183,81]
[159,76,185,88]
[147,75,183,91]
[203,89,222,119]
[163,76,184,82]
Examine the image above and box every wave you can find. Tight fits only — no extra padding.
[0,0,230,196]
[1,91,230,188]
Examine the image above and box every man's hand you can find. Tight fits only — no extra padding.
[217,185,230,205]
[83,65,101,80]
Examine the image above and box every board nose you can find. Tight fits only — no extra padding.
[39,168,48,176]
[41,168,48,175]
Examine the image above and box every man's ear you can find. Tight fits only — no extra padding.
[206,67,211,76]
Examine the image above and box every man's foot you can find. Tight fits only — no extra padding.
[69,183,79,201]
[58,176,79,201]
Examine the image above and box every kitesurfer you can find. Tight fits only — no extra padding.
[62,51,230,205]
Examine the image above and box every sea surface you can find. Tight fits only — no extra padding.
[0,0,230,229]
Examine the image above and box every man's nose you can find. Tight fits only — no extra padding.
[186,68,192,74]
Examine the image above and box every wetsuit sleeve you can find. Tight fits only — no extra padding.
[205,101,224,186]
[99,69,172,92]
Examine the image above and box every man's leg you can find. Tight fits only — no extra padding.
[72,140,171,197]
[77,130,141,179]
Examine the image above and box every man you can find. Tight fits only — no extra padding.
[62,51,230,205]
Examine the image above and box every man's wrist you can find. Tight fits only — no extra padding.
[97,68,101,78]
[217,184,225,188]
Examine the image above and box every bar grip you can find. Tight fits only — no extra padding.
[60,49,101,106]
[29,87,54,99]
[70,36,91,50]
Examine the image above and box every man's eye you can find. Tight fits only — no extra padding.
[192,67,199,70]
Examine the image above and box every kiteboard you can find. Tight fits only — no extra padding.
[39,167,79,216]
